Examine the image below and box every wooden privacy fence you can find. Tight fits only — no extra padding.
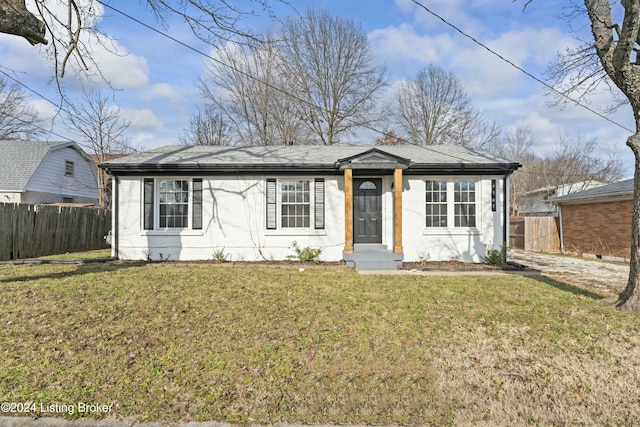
[510,216,560,252]
[0,203,111,260]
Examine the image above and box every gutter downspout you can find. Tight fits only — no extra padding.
[113,175,119,259]
[503,176,509,250]
[558,204,564,253]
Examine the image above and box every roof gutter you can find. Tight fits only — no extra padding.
[100,162,522,176]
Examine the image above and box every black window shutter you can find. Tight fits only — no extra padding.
[193,178,203,230]
[143,178,154,230]
[266,179,276,229]
[315,178,325,229]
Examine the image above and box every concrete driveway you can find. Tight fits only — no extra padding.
[509,250,629,299]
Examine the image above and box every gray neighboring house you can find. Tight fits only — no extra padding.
[0,140,99,205]
[515,180,605,216]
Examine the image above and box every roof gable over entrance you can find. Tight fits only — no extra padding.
[337,148,411,170]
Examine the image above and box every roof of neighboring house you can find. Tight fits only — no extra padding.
[549,178,634,204]
[519,180,606,198]
[100,145,521,175]
[0,140,80,192]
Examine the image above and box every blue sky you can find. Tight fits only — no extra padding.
[1,0,635,176]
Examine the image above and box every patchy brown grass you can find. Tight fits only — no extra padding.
[0,260,639,426]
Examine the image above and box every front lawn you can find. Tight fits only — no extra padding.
[1,261,638,425]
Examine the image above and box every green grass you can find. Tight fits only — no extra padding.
[33,249,112,261]
[1,260,639,426]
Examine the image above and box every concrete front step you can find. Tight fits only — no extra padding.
[344,244,404,270]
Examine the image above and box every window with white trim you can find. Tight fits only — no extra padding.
[142,178,202,230]
[64,161,74,177]
[159,179,189,228]
[266,178,324,230]
[454,180,476,227]
[425,180,447,227]
[425,179,477,228]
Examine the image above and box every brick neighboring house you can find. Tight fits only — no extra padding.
[549,178,633,259]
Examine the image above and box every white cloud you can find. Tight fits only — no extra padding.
[130,132,176,150]
[368,24,458,76]
[121,108,164,131]
[94,41,150,89]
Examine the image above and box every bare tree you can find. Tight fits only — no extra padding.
[1,0,281,78]
[180,106,230,146]
[0,74,44,140]
[490,127,537,213]
[542,0,640,311]
[279,9,388,145]
[199,37,311,145]
[375,130,405,146]
[532,134,623,191]
[457,112,503,150]
[492,126,622,214]
[397,64,491,146]
[63,89,132,207]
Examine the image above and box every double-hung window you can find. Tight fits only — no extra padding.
[143,178,202,230]
[266,178,324,230]
[454,180,476,227]
[425,180,448,227]
[64,161,74,177]
[281,180,310,228]
[159,180,189,228]
[426,179,477,228]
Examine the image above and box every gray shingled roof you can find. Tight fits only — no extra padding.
[549,178,634,204]
[0,140,72,191]
[101,144,520,173]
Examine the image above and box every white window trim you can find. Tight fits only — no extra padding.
[265,177,327,236]
[64,160,75,177]
[140,177,204,236]
[423,178,482,235]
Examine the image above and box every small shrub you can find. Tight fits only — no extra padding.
[287,240,322,263]
[417,251,431,264]
[212,248,230,263]
[484,244,508,265]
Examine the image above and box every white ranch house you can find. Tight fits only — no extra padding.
[101,145,520,269]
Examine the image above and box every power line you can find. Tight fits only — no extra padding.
[95,1,510,166]
[409,0,634,134]
[5,0,622,180]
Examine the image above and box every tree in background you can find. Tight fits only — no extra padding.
[489,126,537,213]
[491,127,623,213]
[375,130,405,146]
[0,75,43,140]
[279,9,388,145]
[179,106,230,146]
[528,134,623,193]
[396,64,499,148]
[63,89,133,207]
[198,10,387,146]
[199,37,312,146]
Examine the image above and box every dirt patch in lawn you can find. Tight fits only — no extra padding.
[509,250,629,299]
[401,260,527,272]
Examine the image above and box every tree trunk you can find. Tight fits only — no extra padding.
[0,0,47,45]
[618,134,640,311]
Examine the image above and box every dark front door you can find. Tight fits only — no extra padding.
[354,178,382,244]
